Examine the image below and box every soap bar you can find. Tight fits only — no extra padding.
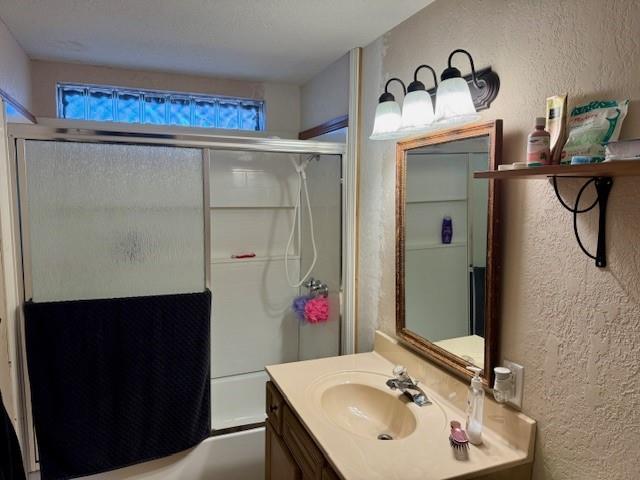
[497,162,528,171]
[231,252,256,259]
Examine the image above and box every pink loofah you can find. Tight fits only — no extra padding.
[304,296,329,324]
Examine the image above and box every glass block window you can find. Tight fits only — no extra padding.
[57,83,265,131]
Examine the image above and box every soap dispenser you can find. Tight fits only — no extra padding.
[465,366,484,445]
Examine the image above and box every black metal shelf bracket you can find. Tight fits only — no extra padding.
[551,176,613,268]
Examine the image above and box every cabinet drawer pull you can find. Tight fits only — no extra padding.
[269,405,279,412]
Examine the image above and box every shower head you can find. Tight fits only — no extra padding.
[290,154,319,173]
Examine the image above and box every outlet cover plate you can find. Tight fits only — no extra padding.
[503,359,524,409]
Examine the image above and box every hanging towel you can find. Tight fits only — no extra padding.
[0,392,26,480]
[24,290,211,480]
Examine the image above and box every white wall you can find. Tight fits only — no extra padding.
[0,17,31,110]
[300,54,349,131]
[0,8,31,423]
[357,1,640,479]
[0,17,31,417]
[30,60,301,137]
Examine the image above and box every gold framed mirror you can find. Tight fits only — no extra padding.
[396,120,502,386]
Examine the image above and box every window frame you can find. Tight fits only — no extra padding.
[56,82,265,131]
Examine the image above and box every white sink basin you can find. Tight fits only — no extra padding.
[319,381,417,440]
[308,370,449,441]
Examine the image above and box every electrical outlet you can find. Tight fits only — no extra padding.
[503,360,524,410]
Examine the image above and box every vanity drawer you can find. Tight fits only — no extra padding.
[283,404,325,479]
[266,381,284,435]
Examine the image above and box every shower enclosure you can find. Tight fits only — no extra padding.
[7,123,348,478]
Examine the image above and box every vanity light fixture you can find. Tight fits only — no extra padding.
[401,65,438,131]
[370,49,500,141]
[434,49,482,124]
[369,77,406,140]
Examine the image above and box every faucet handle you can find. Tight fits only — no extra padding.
[393,365,407,379]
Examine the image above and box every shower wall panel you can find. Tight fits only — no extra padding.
[211,259,299,377]
[209,151,298,208]
[209,150,301,430]
[211,209,296,259]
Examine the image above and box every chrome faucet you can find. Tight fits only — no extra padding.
[386,365,431,406]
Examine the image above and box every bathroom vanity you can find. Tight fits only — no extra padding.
[266,122,535,479]
[265,380,341,480]
[265,331,536,480]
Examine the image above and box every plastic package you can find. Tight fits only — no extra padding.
[546,94,567,164]
[561,99,629,164]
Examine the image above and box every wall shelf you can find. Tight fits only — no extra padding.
[474,160,640,268]
[474,161,640,180]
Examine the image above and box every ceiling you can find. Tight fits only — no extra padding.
[0,0,433,84]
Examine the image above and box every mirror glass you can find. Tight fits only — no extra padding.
[404,136,490,369]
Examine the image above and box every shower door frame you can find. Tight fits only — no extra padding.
[6,122,352,472]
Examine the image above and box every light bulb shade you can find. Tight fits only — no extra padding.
[370,100,402,139]
[434,77,477,122]
[401,90,435,128]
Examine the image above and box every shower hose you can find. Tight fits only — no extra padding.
[285,155,318,288]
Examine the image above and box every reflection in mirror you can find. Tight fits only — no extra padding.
[404,136,489,369]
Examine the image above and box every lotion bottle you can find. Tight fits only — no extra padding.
[526,117,551,166]
[465,366,484,445]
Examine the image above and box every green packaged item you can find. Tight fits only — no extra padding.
[561,100,629,164]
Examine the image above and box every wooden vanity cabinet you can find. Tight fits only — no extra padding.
[266,381,341,480]
[266,421,301,480]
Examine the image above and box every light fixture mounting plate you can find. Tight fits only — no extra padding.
[427,66,500,111]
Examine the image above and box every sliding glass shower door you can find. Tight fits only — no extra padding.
[19,139,343,439]
[21,141,206,302]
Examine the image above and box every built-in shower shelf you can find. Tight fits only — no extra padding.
[406,242,466,251]
[211,255,300,264]
[406,198,467,204]
[210,205,295,209]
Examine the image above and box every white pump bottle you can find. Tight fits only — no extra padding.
[465,366,484,445]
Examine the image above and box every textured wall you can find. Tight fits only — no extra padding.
[300,53,350,131]
[0,17,31,109]
[30,60,301,135]
[358,1,640,479]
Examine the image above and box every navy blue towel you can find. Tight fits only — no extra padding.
[24,290,211,480]
[0,392,25,480]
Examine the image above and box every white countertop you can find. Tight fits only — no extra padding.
[266,350,535,480]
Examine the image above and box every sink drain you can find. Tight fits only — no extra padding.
[377,433,394,441]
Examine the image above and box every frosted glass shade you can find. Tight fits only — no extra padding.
[370,100,402,139]
[402,90,435,128]
[434,77,478,122]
